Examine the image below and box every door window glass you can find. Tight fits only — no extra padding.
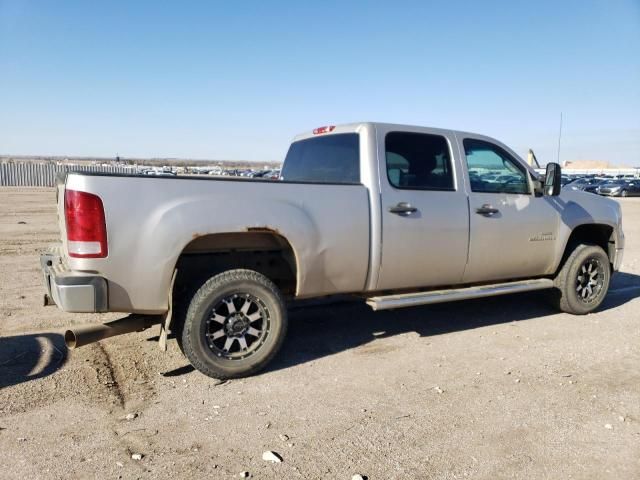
[464,139,529,194]
[385,132,454,190]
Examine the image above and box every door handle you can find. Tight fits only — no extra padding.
[475,204,499,216]
[388,202,418,216]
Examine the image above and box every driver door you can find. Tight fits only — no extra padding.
[461,136,560,283]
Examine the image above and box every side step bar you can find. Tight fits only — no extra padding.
[366,278,555,311]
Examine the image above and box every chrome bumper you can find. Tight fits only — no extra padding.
[40,249,108,313]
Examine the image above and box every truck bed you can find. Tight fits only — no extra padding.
[59,172,371,312]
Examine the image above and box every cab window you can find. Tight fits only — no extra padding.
[385,132,454,190]
[464,139,529,194]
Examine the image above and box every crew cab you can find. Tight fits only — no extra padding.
[41,122,624,378]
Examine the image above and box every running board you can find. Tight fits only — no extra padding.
[366,278,555,311]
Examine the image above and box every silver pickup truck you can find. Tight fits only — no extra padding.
[41,122,624,378]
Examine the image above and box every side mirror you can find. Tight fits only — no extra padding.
[544,162,562,196]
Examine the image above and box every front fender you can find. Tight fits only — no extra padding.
[552,188,623,270]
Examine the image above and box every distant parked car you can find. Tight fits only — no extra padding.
[560,175,572,187]
[266,169,281,180]
[597,180,640,197]
[565,177,591,190]
[583,179,609,194]
[566,177,606,191]
[480,174,499,182]
[494,174,519,184]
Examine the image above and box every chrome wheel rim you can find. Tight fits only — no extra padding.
[575,257,605,303]
[205,293,270,360]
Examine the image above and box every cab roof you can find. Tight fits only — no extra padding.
[292,122,485,143]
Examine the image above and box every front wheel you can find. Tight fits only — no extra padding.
[621,189,628,197]
[181,269,288,379]
[552,244,611,314]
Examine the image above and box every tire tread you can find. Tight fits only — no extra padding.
[553,243,610,314]
[181,269,287,379]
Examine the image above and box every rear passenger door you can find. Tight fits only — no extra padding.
[461,136,559,283]
[376,127,469,290]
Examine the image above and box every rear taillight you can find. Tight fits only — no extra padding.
[64,189,108,258]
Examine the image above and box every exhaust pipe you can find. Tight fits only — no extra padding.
[64,314,162,349]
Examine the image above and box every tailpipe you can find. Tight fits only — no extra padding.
[64,314,162,349]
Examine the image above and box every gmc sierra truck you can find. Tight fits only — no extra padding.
[40,122,624,379]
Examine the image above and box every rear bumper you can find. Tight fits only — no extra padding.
[40,249,108,313]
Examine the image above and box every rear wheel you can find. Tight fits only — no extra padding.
[181,269,287,379]
[552,244,610,314]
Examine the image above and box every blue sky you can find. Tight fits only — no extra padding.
[1,0,639,165]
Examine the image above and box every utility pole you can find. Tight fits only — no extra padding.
[557,112,563,164]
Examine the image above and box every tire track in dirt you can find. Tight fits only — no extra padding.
[94,342,126,408]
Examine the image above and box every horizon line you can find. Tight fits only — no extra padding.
[0,154,280,164]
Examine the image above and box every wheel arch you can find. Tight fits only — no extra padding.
[556,223,615,274]
[172,229,299,298]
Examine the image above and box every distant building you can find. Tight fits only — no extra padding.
[563,160,611,170]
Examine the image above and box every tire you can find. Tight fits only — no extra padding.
[552,244,610,314]
[181,269,288,379]
[621,189,628,197]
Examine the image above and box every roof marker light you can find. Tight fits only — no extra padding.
[313,125,336,135]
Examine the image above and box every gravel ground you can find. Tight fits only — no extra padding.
[0,187,639,480]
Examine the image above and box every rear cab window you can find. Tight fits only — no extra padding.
[281,133,360,184]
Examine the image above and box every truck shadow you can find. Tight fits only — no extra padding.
[0,333,67,390]
[267,271,640,374]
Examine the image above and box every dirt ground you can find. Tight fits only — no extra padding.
[0,187,639,480]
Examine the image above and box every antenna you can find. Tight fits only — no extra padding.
[556,112,563,164]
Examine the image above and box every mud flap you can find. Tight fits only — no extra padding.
[158,269,177,352]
